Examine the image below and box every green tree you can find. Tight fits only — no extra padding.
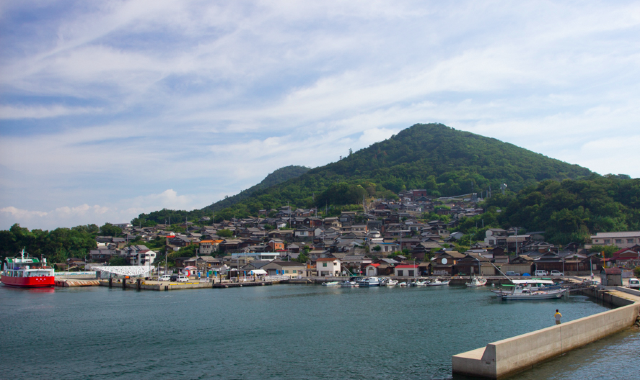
[217,229,233,238]
[109,256,128,266]
[100,223,122,237]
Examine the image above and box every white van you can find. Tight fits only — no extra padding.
[159,275,171,281]
[629,278,640,290]
[534,270,548,276]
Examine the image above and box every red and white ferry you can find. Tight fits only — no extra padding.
[1,249,55,287]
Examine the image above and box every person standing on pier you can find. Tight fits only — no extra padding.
[555,309,562,325]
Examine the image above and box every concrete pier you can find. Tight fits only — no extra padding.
[452,287,640,379]
[55,279,100,287]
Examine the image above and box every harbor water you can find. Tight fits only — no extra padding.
[1,284,638,379]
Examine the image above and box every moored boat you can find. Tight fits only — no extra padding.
[1,249,55,288]
[385,279,398,287]
[499,284,567,300]
[359,277,381,287]
[466,276,488,287]
[491,279,559,296]
[340,280,359,288]
[426,278,449,286]
[322,281,340,286]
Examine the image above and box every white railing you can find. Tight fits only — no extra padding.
[54,271,97,276]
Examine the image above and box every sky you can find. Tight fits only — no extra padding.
[1,0,639,230]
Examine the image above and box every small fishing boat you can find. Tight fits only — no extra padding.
[426,278,449,286]
[499,284,567,300]
[340,280,359,288]
[322,281,340,286]
[466,276,488,287]
[491,279,559,296]
[359,277,381,287]
[414,280,429,286]
[385,279,398,287]
[398,281,408,287]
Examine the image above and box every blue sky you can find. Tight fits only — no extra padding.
[1,0,639,230]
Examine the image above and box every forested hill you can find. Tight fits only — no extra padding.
[133,123,594,223]
[482,176,640,245]
[202,165,309,212]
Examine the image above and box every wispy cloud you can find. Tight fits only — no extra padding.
[1,0,640,229]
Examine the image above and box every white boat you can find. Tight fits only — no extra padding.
[340,280,359,288]
[491,279,558,296]
[385,279,398,287]
[414,280,428,286]
[359,277,381,287]
[426,279,449,286]
[466,276,488,287]
[322,281,340,286]
[499,284,567,300]
[398,281,408,287]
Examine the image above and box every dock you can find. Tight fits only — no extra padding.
[451,286,640,379]
[97,278,278,291]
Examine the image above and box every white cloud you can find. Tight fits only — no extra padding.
[1,1,640,229]
[0,189,211,230]
[0,105,102,119]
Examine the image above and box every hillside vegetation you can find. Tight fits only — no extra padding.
[487,176,640,244]
[203,165,309,212]
[196,123,592,220]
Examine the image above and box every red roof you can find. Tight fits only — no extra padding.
[603,268,622,275]
[316,257,338,262]
[367,263,380,267]
[395,264,418,269]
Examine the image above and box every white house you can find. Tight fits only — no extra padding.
[316,258,341,277]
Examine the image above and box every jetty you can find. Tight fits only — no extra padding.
[451,285,640,379]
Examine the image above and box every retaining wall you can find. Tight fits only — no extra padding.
[452,293,640,379]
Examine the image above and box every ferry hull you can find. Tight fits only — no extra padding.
[1,275,55,287]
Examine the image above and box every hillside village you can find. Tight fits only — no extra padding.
[86,189,640,279]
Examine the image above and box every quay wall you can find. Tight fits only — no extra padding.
[452,291,640,379]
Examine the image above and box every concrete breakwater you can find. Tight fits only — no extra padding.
[452,288,640,379]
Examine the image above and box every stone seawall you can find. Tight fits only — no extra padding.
[452,289,640,379]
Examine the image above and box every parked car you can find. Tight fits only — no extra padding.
[505,271,520,276]
[159,275,171,281]
[177,275,189,282]
[629,278,640,290]
[534,270,548,276]
[550,270,564,276]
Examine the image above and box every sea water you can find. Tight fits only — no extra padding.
[0,284,637,379]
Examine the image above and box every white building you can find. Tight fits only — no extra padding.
[316,258,341,277]
[231,252,280,261]
[590,231,640,248]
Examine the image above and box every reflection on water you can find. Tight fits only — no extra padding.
[0,284,635,380]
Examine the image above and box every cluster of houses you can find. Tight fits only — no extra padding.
[74,190,640,279]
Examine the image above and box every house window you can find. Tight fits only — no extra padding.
[615,239,622,244]
[408,270,415,276]
[628,239,634,243]
[604,239,610,244]
[293,270,297,273]
[398,270,404,276]
[323,263,327,267]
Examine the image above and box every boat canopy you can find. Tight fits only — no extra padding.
[249,269,267,275]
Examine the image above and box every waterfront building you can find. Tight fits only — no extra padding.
[600,267,622,286]
[394,264,418,277]
[590,231,640,248]
[316,257,341,276]
[262,261,307,278]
